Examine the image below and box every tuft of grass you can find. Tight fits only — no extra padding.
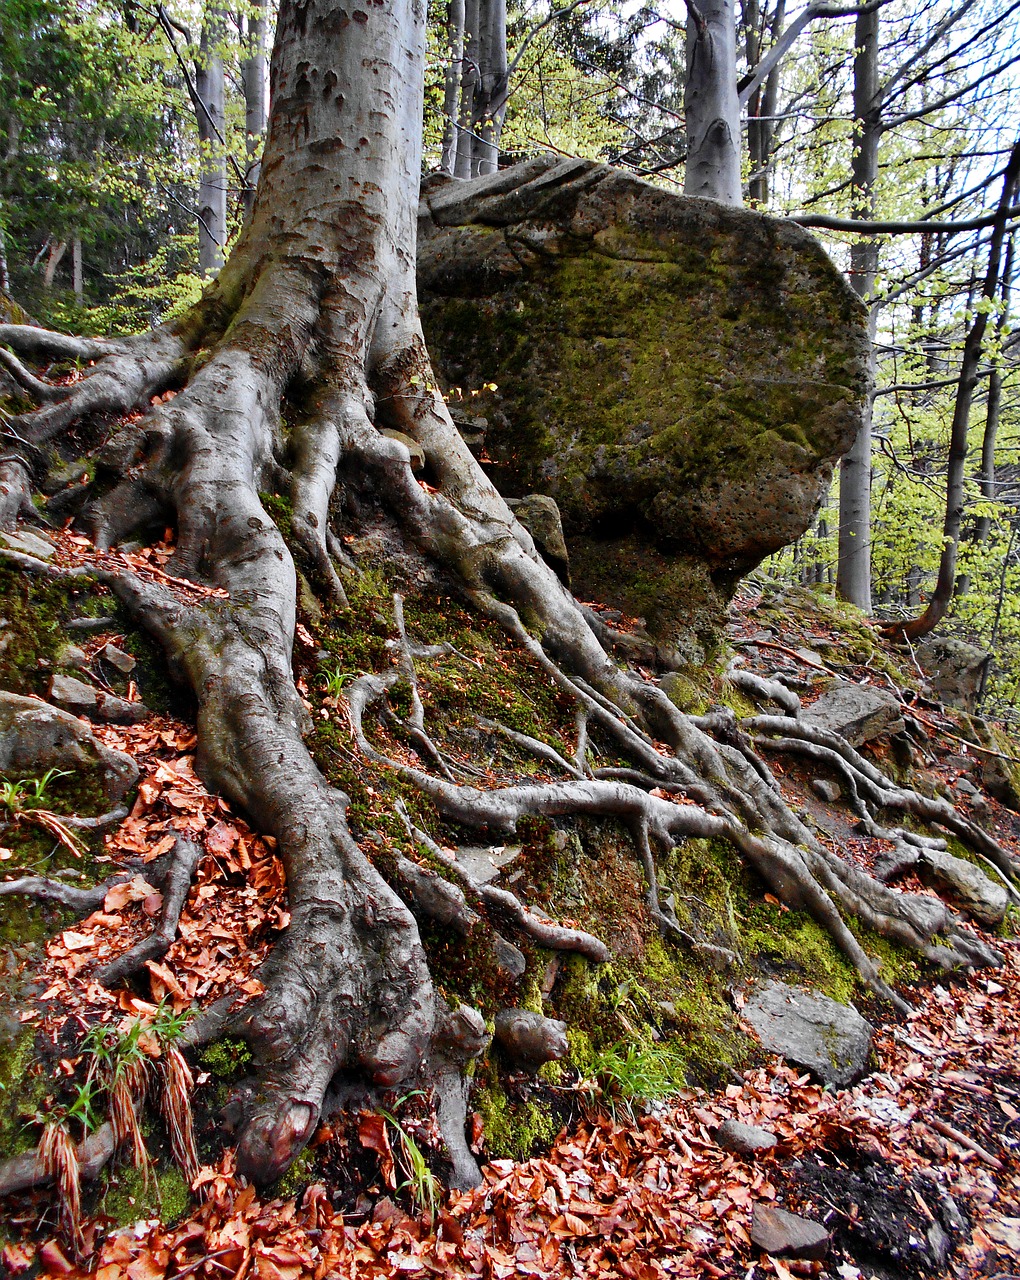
[588,1042,684,1118]
[379,1093,441,1222]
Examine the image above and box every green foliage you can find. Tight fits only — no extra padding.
[0,768,70,813]
[378,1093,441,1221]
[587,1042,683,1117]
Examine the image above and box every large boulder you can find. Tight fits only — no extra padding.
[418,157,869,662]
[916,636,990,711]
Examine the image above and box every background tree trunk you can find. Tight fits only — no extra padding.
[836,3,880,612]
[241,0,269,223]
[195,4,229,274]
[441,0,467,173]
[885,139,1020,641]
[684,0,743,205]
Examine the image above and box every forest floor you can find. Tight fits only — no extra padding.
[1,541,1019,1280]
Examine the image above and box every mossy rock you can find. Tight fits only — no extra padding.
[419,158,868,658]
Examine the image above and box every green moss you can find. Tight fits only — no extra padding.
[200,1037,253,1079]
[473,1068,560,1161]
[0,1030,47,1158]
[103,1162,191,1226]
[275,1147,314,1198]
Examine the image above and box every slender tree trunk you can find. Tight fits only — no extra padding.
[72,235,83,303]
[454,0,479,178]
[241,0,269,223]
[473,0,508,175]
[195,4,229,274]
[684,0,743,205]
[975,233,1014,541]
[885,140,1020,642]
[0,208,9,294]
[42,239,66,289]
[453,0,506,177]
[441,0,467,174]
[836,4,880,612]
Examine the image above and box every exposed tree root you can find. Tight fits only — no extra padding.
[97,839,204,987]
[1,148,1013,1199]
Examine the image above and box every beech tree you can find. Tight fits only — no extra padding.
[0,0,1014,1197]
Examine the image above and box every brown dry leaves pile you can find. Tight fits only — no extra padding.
[21,712,287,1054]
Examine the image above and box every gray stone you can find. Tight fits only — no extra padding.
[55,643,88,670]
[800,679,904,747]
[493,1009,568,1068]
[0,529,55,561]
[379,428,425,471]
[48,674,148,725]
[750,1204,829,1260]
[918,847,1008,928]
[452,844,521,885]
[419,158,868,660]
[0,690,138,802]
[742,979,873,1087]
[916,636,990,712]
[101,643,137,674]
[507,494,570,585]
[810,778,841,803]
[715,1119,777,1155]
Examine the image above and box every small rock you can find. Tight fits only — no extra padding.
[0,529,55,560]
[926,1221,950,1266]
[49,674,148,725]
[810,778,841,803]
[955,777,979,797]
[916,636,990,712]
[453,844,521,885]
[715,1119,777,1155]
[379,428,425,471]
[918,847,1008,928]
[507,494,570,586]
[750,1204,829,1260]
[0,690,137,802]
[742,979,873,1087]
[101,643,137,674]
[493,1009,568,1068]
[800,679,904,746]
[55,643,88,670]
[49,674,97,711]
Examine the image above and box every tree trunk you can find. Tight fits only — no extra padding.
[72,235,83,303]
[241,0,269,223]
[440,0,467,174]
[836,3,880,612]
[684,0,743,205]
[42,238,66,289]
[453,0,507,178]
[975,232,1014,542]
[195,4,229,274]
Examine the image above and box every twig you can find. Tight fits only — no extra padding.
[926,1116,1004,1169]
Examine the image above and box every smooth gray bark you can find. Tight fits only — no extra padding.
[684,0,743,205]
[195,4,229,274]
[440,0,467,173]
[241,0,269,222]
[836,3,880,612]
